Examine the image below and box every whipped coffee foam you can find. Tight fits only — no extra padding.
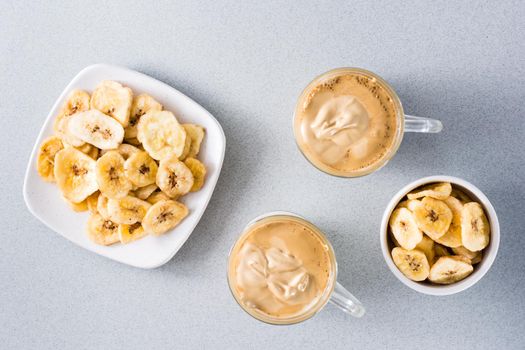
[295,70,399,174]
[229,218,332,319]
[236,243,313,310]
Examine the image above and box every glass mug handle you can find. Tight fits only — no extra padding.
[404,114,443,133]
[329,281,366,317]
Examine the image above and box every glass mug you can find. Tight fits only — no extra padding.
[227,212,365,325]
[293,67,443,177]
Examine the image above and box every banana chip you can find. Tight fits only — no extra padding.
[90,80,133,127]
[125,94,162,139]
[391,247,429,282]
[452,246,481,263]
[182,124,205,158]
[54,148,98,203]
[134,184,158,200]
[184,158,206,192]
[179,132,192,160]
[461,202,490,251]
[107,196,151,224]
[68,110,125,149]
[65,197,88,212]
[86,191,100,213]
[146,191,171,204]
[87,213,119,245]
[137,110,186,160]
[97,193,110,219]
[37,136,64,182]
[157,154,194,197]
[118,222,147,244]
[389,208,422,250]
[125,151,158,187]
[142,200,188,235]
[415,235,435,266]
[413,197,452,240]
[124,137,141,146]
[96,151,132,199]
[407,182,452,200]
[434,196,463,248]
[428,256,473,284]
[53,90,90,147]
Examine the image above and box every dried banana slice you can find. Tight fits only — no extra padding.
[60,89,91,116]
[124,137,141,146]
[396,199,421,212]
[117,143,140,159]
[124,151,158,187]
[413,197,452,240]
[184,157,206,192]
[391,247,430,282]
[134,184,158,200]
[451,188,472,203]
[179,132,192,160]
[64,197,88,212]
[96,151,132,199]
[156,154,194,197]
[87,213,119,245]
[146,191,171,204]
[90,80,133,127]
[53,90,90,147]
[97,193,110,219]
[68,110,124,149]
[415,235,435,266]
[107,196,151,224]
[142,200,188,235]
[54,148,98,203]
[86,191,100,213]
[74,143,93,153]
[389,208,422,250]
[182,124,205,158]
[100,143,140,159]
[407,182,452,200]
[37,136,64,182]
[433,196,463,248]
[389,231,401,247]
[124,94,162,139]
[86,147,99,160]
[434,243,451,259]
[470,253,482,265]
[406,199,422,212]
[452,246,482,264]
[461,202,490,252]
[64,142,100,160]
[118,222,147,244]
[137,110,187,160]
[428,256,473,284]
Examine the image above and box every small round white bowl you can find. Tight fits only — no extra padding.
[380,176,500,295]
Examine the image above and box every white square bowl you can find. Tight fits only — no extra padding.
[23,64,225,268]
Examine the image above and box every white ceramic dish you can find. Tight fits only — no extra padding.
[380,176,500,295]
[23,64,226,269]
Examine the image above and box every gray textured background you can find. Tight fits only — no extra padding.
[1,1,524,349]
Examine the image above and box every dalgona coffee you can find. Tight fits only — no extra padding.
[227,216,334,323]
[294,68,402,177]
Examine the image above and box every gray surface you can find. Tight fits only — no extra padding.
[1,1,524,349]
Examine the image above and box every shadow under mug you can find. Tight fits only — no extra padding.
[293,67,443,178]
[227,211,365,325]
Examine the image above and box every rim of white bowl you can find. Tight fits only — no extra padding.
[380,175,500,296]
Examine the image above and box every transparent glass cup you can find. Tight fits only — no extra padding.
[227,212,365,325]
[293,67,443,177]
